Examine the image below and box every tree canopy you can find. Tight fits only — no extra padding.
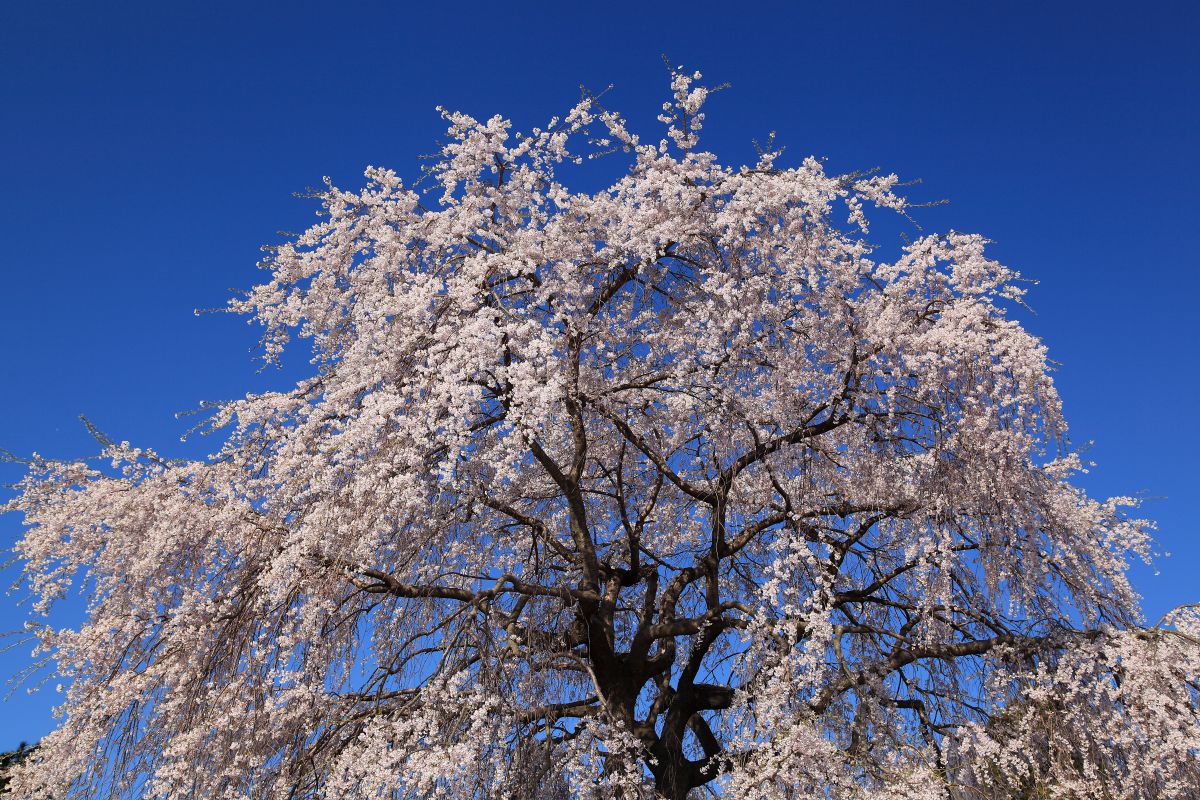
[5,68,1198,799]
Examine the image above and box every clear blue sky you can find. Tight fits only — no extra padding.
[1,0,1196,750]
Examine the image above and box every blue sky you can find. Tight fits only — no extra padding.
[1,0,1196,750]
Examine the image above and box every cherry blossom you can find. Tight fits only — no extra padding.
[5,67,1197,799]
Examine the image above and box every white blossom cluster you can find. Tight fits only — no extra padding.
[4,67,1196,799]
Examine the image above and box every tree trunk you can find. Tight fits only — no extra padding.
[651,736,695,800]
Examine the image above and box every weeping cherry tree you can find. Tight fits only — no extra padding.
[5,68,1199,800]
